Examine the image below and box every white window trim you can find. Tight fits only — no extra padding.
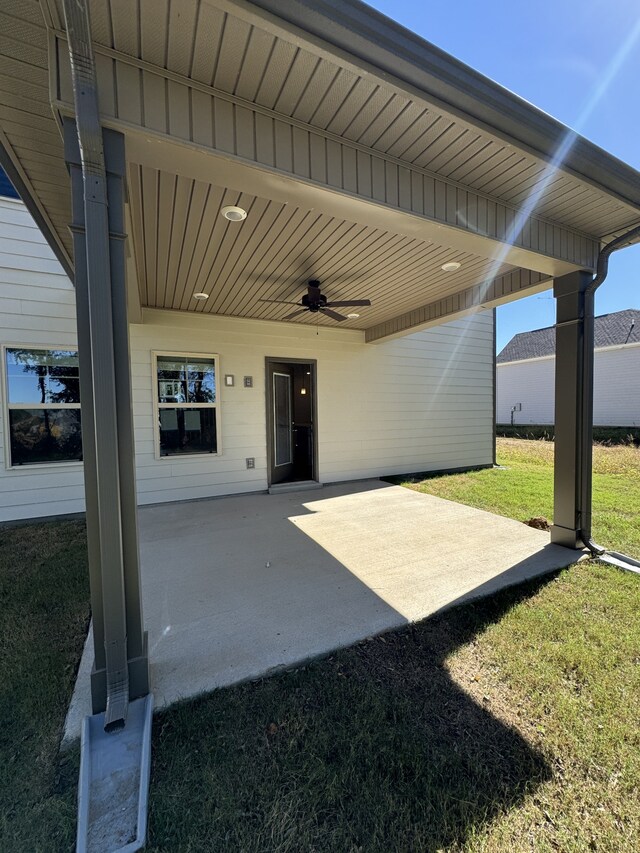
[151,350,222,460]
[1,343,84,471]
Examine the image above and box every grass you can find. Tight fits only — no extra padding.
[0,520,89,852]
[399,438,640,558]
[2,439,639,851]
[145,563,640,852]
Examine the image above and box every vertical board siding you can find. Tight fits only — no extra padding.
[55,0,626,238]
[496,349,640,427]
[365,269,551,342]
[0,201,494,521]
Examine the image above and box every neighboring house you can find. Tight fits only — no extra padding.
[497,310,640,427]
[0,169,495,522]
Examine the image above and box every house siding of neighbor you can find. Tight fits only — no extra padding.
[0,191,495,522]
[496,310,640,427]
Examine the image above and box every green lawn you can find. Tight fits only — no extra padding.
[2,439,640,851]
[401,438,640,558]
[0,521,88,852]
[145,563,640,852]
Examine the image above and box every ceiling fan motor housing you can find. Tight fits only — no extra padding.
[302,287,327,312]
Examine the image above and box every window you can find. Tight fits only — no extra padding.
[155,353,218,456]
[4,347,82,466]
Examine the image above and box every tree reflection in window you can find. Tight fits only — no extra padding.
[156,355,218,456]
[5,348,82,465]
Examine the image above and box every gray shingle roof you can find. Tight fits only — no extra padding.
[497,309,640,363]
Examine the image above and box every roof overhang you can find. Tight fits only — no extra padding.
[1,0,639,340]
[250,0,640,210]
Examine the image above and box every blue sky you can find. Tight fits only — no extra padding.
[366,0,640,351]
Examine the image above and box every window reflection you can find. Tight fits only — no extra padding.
[9,409,82,465]
[159,408,217,455]
[156,354,218,456]
[5,348,82,465]
[7,349,80,404]
[157,357,216,404]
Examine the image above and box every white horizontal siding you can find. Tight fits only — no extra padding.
[496,345,640,426]
[593,346,640,426]
[0,197,494,521]
[0,197,84,521]
[496,357,556,425]
[129,308,494,506]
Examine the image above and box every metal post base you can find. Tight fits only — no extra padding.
[90,632,150,715]
[550,524,584,550]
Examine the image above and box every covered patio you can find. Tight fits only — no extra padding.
[2,0,640,847]
[64,479,582,743]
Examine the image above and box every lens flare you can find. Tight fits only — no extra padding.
[430,17,640,402]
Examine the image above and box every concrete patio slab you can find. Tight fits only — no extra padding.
[64,480,583,745]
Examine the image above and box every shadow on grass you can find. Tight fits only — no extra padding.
[147,574,557,852]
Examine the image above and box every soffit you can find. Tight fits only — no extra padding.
[2,0,638,303]
[128,164,516,328]
[0,1,72,267]
[46,0,640,239]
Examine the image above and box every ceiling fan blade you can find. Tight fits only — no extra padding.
[258,298,301,305]
[282,308,309,321]
[320,307,347,322]
[325,299,372,307]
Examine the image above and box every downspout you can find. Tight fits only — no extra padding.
[579,222,640,563]
[63,0,130,728]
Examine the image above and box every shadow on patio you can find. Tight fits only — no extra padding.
[65,479,581,745]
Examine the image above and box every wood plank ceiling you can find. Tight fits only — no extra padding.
[128,164,515,328]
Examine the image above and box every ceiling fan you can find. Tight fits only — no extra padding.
[259,280,371,322]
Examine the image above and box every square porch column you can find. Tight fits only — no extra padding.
[550,270,595,549]
[64,119,149,714]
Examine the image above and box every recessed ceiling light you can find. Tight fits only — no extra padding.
[347,313,360,319]
[441,261,461,272]
[221,205,247,222]
[193,292,209,300]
